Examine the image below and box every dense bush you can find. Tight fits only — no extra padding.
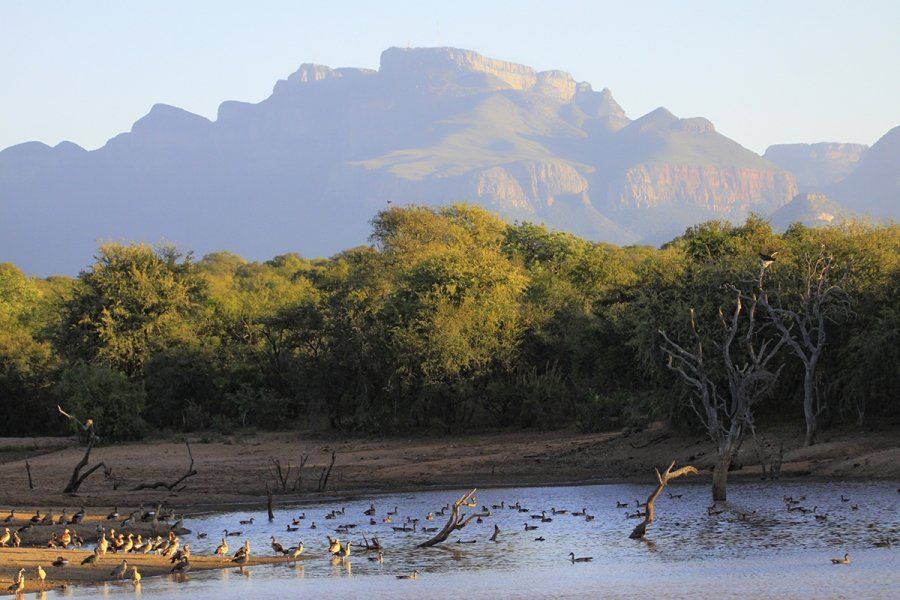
[2,206,896,441]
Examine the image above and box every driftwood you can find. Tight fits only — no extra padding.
[417,489,479,548]
[58,405,106,494]
[131,440,197,491]
[629,461,698,539]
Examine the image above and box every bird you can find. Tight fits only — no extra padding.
[569,553,593,563]
[364,504,376,516]
[231,552,250,571]
[131,566,141,586]
[81,551,99,566]
[0,528,10,547]
[233,540,250,560]
[107,506,119,520]
[341,541,352,558]
[831,553,851,565]
[36,564,46,589]
[239,517,254,526]
[6,569,24,594]
[327,536,342,555]
[287,524,299,532]
[841,495,850,502]
[215,538,228,556]
[396,570,419,579]
[197,532,208,539]
[11,531,20,548]
[224,529,242,537]
[289,543,304,560]
[489,525,501,542]
[367,551,384,563]
[110,559,128,579]
[52,556,69,568]
[171,558,191,575]
[271,536,285,555]
[616,501,628,508]
[525,523,538,531]
[71,506,85,524]
[759,251,779,267]
[2,510,12,523]
[534,536,546,542]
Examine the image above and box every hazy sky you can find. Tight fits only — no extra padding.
[2,1,898,154]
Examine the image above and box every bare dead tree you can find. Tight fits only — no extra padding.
[629,461,698,539]
[268,457,295,492]
[660,286,784,501]
[417,489,479,548]
[292,455,309,491]
[131,440,197,491]
[25,459,34,490]
[58,405,106,494]
[757,250,850,446]
[317,450,336,493]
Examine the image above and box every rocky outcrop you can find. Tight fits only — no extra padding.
[764,142,868,191]
[379,47,578,100]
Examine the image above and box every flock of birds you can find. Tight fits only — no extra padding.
[2,487,892,593]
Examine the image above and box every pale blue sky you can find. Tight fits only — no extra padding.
[1,1,898,153]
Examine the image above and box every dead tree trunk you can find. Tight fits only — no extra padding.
[317,451,336,493]
[25,459,33,490]
[58,405,106,494]
[417,489,478,548]
[131,440,197,491]
[630,461,698,539]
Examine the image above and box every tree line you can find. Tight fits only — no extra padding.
[1,205,897,456]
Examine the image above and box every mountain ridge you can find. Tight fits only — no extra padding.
[2,46,893,275]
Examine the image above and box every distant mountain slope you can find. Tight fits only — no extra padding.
[770,192,850,230]
[826,126,900,220]
[764,142,868,192]
[1,47,800,274]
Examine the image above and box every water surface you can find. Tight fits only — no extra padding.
[50,480,900,598]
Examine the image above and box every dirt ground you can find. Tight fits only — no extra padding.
[1,423,897,512]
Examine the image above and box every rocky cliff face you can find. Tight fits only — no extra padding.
[607,164,796,215]
[764,142,868,191]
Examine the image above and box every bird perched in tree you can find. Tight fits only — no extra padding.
[759,251,779,268]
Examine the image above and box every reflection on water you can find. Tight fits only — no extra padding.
[50,481,899,598]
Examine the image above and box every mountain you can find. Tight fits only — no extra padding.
[826,126,900,220]
[1,47,800,275]
[769,192,849,230]
[764,142,868,192]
